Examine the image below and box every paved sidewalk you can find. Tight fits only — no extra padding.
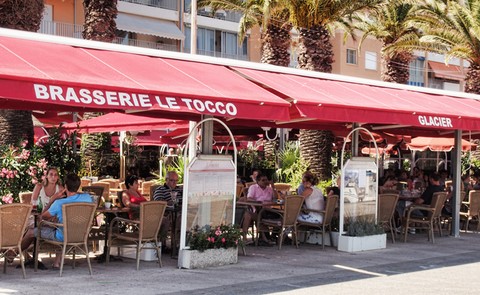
[1,231,480,294]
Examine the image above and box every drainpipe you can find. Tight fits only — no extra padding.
[178,0,184,52]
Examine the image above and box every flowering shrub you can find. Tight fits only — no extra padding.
[188,224,243,252]
[0,141,46,203]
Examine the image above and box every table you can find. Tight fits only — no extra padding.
[94,207,130,263]
[236,200,281,244]
[166,205,181,258]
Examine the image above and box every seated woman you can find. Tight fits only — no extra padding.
[379,176,398,193]
[122,175,147,219]
[297,173,325,224]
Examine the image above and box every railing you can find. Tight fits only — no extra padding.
[187,7,243,23]
[37,20,179,53]
[196,49,248,61]
[113,37,178,52]
[120,0,178,11]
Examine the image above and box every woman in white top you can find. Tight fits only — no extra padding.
[297,173,325,224]
[32,167,65,212]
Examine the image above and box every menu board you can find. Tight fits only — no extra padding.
[179,154,236,250]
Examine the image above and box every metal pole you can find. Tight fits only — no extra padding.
[190,0,197,55]
[451,130,462,237]
[352,123,359,156]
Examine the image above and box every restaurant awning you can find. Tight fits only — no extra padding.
[116,13,185,41]
[428,61,464,81]
[234,67,480,131]
[0,29,290,122]
[407,137,476,152]
[63,112,189,133]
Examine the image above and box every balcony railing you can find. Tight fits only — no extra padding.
[37,20,179,53]
[120,0,178,11]
[195,49,248,61]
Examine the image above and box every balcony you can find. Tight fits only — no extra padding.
[119,0,178,11]
[37,20,179,53]
[196,49,248,61]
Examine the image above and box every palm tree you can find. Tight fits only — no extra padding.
[81,0,118,176]
[197,0,291,66]
[354,0,420,84]
[0,0,44,146]
[409,0,480,94]
[283,0,383,181]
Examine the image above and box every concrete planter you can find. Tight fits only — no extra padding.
[299,231,340,247]
[178,247,238,269]
[337,233,386,252]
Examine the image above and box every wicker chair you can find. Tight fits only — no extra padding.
[0,203,32,278]
[274,183,292,199]
[298,195,339,249]
[80,178,92,189]
[34,203,96,277]
[256,195,304,250]
[460,190,480,232]
[99,178,120,189]
[140,181,156,200]
[19,191,33,204]
[91,182,111,200]
[378,193,399,243]
[107,201,167,270]
[403,192,448,243]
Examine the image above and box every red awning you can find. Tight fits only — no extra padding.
[63,112,189,133]
[428,61,464,81]
[234,67,480,131]
[0,30,290,121]
[407,137,476,152]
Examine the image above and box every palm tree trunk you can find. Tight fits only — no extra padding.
[381,52,412,84]
[0,0,44,146]
[261,24,292,67]
[297,24,335,181]
[465,63,480,94]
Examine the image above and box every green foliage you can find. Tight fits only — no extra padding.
[0,141,45,203]
[345,215,384,237]
[318,179,333,196]
[188,224,243,252]
[276,141,309,189]
[238,146,275,171]
[462,151,480,175]
[37,126,81,180]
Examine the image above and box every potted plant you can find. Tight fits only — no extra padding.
[179,224,243,269]
[337,215,386,252]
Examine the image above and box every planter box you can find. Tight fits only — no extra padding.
[337,234,386,252]
[178,247,238,269]
[299,231,339,247]
[110,243,158,262]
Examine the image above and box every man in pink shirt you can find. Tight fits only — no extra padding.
[242,173,276,245]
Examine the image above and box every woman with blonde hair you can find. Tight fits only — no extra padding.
[31,167,65,212]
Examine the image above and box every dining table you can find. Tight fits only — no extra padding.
[94,206,130,263]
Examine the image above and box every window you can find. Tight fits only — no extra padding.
[365,51,377,70]
[346,49,357,65]
[408,58,425,87]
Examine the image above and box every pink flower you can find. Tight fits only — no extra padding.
[221,238,226,243]
[215,228,221,236]
[21,140,28,148]
[2,194,13,204]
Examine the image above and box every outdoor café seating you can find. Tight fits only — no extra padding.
[19,191,33,204]
[298,195,339,249]
[0,203,32,279]
[378,193,400,243]
[256,195,304,250]
[107,201,167,270]
[460,190,480,232]
[34,203,96,277]
[403,192,448,243]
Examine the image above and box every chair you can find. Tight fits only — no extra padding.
[19,191,33,204]
[256,195,304,250]
[245,182,256,188]
[460,190,480,232]
[140,180,156,200]
[150,184,161,200]
[34,203,96,277]
[274,183,292,198]
[403,192,448,243]
[298,195,338,249]
[0,203,32,278]
[236,184,245,200]
[82,186,105,202]
[99,178,120,189]
[91,182,110,200]
[80,178,92,189]
[107,201,167,270]
[378,193,399,243]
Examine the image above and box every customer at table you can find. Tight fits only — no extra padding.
[415,173,445,207]
[379,176,398,193]
[20,173,93,269]
[297,173,325,224]
[31,166,65,214]
[153,171,183,250]
[122,174,147,219]
[242,172,276,245]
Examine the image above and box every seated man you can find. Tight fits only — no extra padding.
[21,173,94,269]
[241,172,277,245]
[153,171,183,250]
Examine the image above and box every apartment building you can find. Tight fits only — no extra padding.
[39,0,466,92]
